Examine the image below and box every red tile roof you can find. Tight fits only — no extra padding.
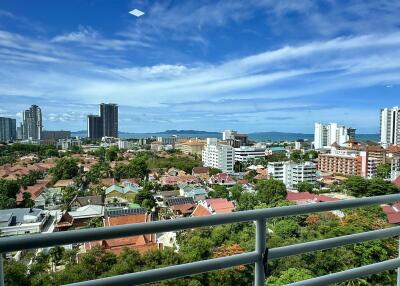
[93,213,158,254]
[383,203,400,224]
[192,204,211,217]
[205,198,235,213]
[286,192,340,204]
[209,173,235,184]
[17,181,49,202]
[393,177,400,188]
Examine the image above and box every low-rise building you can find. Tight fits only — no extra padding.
[208,173,236,186]
[267,161,316,189]
[0,208,50,236]
[175,139,206,155]
[234,146,266,162]
[265,147,287,156]
[200,198,235,214]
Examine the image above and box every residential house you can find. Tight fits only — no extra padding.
[71,195,103,211]
[382,203,400,224]
[165,197,196,217]
[208,173,235,186]
[192,167,209,180]
[265,147,287,156]
[67,205,104,228]
[160,174,198,186]
[201,198,235,214]
[191,204,211,217]
[54,179,74,189]
[105,183,140,203]
[34,187,62,209]
[85,208,158,255]
[179,185,208,202]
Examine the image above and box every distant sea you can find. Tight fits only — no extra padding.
[72,130,380,143]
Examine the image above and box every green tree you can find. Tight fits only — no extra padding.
[134,190,156,209]
[86,217,104,228]
[376,163,391,179]
[208,167,222,176]
[366,177,398,197]
[237,192,260,210]
[229,184,243,201]
[49,246,65,271]
[51,157,79,180]
[296,181,314,193]
[21,192,35,208]
[4,259,30,286]
[343,176,368,197]
[208,185,229,199]
[256,178,287,206]
[105,146,119,162]
[266,268,313,285]
[0,179,20,209]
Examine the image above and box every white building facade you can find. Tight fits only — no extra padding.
[380,107,400,147]
[314,122,356,149]
[202,138,235,173]
[234,146,266,162]
[267,161,316,189]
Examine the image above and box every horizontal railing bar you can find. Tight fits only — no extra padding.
[65,251,260,286]
[269,226,400,260]
[0,194,398,253]
[286,258,400,286]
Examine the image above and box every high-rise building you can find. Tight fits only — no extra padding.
[87,103,118,139]
[22,105,42,140]
[202,138,235,173]
[87,115,103,139]
[100,103,118,138]
[314,122,355,149]
[380,107,400,147]
[0,117,16,142]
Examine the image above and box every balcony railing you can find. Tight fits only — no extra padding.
[1,194,400,286]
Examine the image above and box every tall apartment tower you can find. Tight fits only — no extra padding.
[0,117,16,141]
[314,122,355,149]
[380,107,400,147]
[22,105,42,140]
[87,103,118,139]
[87,115,103,139]
[100,103,118,138]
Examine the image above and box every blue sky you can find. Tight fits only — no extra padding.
[0,0,399,133]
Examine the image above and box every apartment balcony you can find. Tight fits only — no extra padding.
[1,194,400,286]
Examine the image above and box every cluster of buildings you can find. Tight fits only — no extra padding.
[0,103,119,148]
[312,106,400,180]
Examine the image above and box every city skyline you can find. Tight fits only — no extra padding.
[1,1,400,133]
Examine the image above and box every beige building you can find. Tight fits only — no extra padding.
[175,139,205,155]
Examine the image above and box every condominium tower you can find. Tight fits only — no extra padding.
[87,103,118,139]
[22,105,42,140]
[380,107,400,147]
[0,117,16,141]
[314,122,356,149]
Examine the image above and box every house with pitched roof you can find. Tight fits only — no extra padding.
[179,186,208,202]
[105,183,140,203]
[85,208,158,255]
[208,173,236,186]
[71,195,103,211]
[200,198,235,214]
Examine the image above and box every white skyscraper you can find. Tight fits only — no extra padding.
[202,138,235,173]
[314,122,355,149]
[380,107,400,147]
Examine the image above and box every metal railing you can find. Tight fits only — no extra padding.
[0,194,400,286]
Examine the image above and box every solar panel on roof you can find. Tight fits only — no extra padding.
[106,207,147,217]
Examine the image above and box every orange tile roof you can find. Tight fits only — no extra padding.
[192,204,211,217]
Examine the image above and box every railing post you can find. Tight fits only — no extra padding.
[398,236,400,286]
[255,218,267,286]
[0,253,4,286]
